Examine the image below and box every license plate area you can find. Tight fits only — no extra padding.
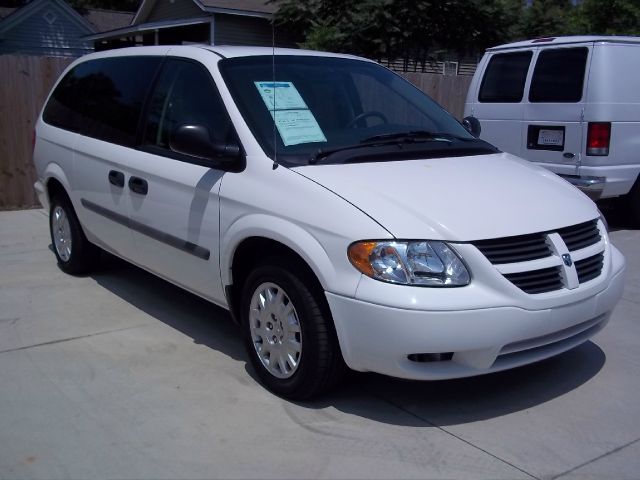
[527,125,565,152]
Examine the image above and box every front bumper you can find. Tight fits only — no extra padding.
[326,247,625,380]
[34,180,48,210]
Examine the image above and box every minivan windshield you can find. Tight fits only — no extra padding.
[219,55,497,166]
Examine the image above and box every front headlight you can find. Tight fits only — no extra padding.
[348,240,470,287]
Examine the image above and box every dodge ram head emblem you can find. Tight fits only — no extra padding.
[562,254,573,267]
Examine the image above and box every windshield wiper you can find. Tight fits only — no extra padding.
[362,130,478,144]
[362,130,443,143]
[309,131,452,165]
[309,143,377,164]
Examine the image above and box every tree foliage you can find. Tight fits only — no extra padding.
[274,0,515,60]
[273,0,640,60]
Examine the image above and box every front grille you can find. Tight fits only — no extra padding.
[576,253,604,283]
[472,232,551,264]
[557,220,601,251]
[503,266,564,294]
[474,218,604,295]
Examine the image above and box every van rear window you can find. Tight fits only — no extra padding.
[479,51,532,103]
[529,47,588,103]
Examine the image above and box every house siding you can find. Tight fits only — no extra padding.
[214,14,275,46]
[0,2,92,56]
[146,0,203,23]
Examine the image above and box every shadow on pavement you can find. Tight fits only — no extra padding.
[91,252,245,362]
[303,340,605,427]
[90,252,606,428]
[598,198,638,231]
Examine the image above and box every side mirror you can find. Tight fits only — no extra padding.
[462,116,481,138]
[169,124,240,163]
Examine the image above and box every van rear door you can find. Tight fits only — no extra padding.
[468,50,533,157]
[521,45,591,176]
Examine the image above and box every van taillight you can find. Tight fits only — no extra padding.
[587,122,611,156]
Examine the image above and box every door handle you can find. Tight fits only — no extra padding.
[128,176,148,195]
[563,152,576,159]
[108,170,125,188]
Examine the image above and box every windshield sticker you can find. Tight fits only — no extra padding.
[272,109,327,146]
[255,81,308,110]
[255,81,327,146]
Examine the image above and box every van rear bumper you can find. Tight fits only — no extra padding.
[535,162,640,199]
[560,175,605,200]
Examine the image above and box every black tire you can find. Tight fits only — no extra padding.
[49,195,99,275]
[240,258,345,400]
[626,178,640,228]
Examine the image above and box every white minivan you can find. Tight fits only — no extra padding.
[34,45,625,399]
[464,36,640,224]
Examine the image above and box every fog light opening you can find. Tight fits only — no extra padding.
[408,352,454,363]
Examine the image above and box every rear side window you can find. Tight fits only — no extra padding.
[479,51,532,103]
[44,57,161,146]
[43,63,93,132]
[529,47,588,103]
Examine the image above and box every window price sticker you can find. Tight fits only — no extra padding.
[255,81,327,146]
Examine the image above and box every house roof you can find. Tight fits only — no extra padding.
[83,15,213,41]
[0,0,96,35]
[0,3,134,33]
[199,0,277,15]
[132,0,278,25]
[82,9,134,33]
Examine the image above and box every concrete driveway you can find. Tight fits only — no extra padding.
[1,208,638,479]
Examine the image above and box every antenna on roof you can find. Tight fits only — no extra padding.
[271,18,278,170]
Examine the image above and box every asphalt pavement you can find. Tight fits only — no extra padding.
[0,208,638,479]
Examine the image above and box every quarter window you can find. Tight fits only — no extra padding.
[479,51,533,103]
[529,47,588,103]
[43,63,93,132]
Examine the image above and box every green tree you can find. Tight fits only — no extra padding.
[569,0,640,35]
[273,0,520,61]
[519,0,573,38]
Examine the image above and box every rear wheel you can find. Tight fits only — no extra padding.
[49,196,99,274]
[240,259,345,399]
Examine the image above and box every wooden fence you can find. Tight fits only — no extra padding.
[0,55,472,210]
[400,72,473,120]
[0,55,72,209]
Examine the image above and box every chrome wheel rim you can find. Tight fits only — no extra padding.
[249,282,302,379]
[52,206,72,262]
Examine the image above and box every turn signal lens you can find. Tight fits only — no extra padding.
[347,241,376,277]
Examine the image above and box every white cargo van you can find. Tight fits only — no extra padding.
[464,36,640,223]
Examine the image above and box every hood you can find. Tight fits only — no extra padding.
[293,153,599,241]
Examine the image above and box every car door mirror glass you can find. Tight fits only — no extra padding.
[169,124,240,163]
[462,116,481,137]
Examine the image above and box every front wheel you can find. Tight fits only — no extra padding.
[240,260,345,399]
[49,196,98,274]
